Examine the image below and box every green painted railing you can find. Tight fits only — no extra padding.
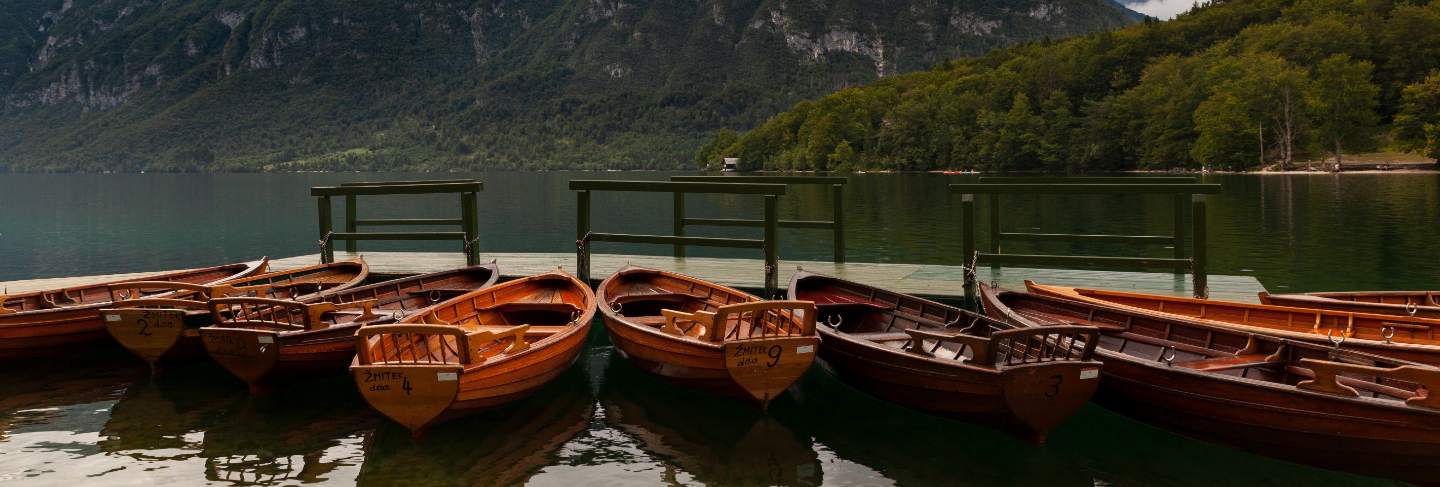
[950,180,1221,305]
[668,175,847,263]
[571,180,787,296]
[313,180,483,265]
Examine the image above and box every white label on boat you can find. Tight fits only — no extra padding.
[104,314,121,322]
[437,372,458,382]
[257,336,275,344]
[1080,368,1100,380]
[796,345,815,354]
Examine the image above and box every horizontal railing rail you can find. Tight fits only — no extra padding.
[313,180,482,265]
[571,180,787,295]
[951,180,1217,305]
[668,175,848,262]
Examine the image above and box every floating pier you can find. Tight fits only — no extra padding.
[0,251,1266,303]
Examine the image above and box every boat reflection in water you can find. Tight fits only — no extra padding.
[0,363,140,442]
[199,375,377,484]
[357,366,594,485]
[98,365,246,456]
[598,351,822,486]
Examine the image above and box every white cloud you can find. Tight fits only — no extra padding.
[1124,0,1199,20]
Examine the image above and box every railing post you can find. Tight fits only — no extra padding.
[461,192,479,266]
[673,192,685,258]
[1192,194,1207,299]
[962,193,976,308]
[344,194,357,253]
[1173,193,1186,265]
[831,184,845,263]
[988,193,1001,272]
[318,196,334,264]
[577,190,591,283]
[764,194,779,297]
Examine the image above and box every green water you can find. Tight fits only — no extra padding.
[1,172,1436,485]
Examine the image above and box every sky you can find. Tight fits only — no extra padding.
[1123,0,1199,20]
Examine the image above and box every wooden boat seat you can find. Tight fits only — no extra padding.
[1286,365,1418,400]
[470,325,569,336]
[629,316,671,327]
[478,302,581,314]
[406,288,479,298]
[1380,321,1431,331]
[612,292,707,306]
[816,302,897,312]
[1178,354,1281,372]
[848,331,914,343]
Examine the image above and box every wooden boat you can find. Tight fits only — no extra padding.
[0,259,267,362]
[351,271,593,436]
[597,267,819,407]
[101,260,369,371]
[788,271,1101,444]
[1027,281,1440,366]
[200,264,499,392]
[1261,291,1440,319]
[981,283,1440,484]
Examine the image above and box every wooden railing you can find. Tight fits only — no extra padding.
[312,180,482,265]
[571,180,787,296]
[951,178,1221,304]
[668,176,847,262]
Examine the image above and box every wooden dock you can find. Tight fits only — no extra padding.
[0,252,1266,302]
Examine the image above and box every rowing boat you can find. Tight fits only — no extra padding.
[980,283,1440,483]
[788,271,1101,444]
[1027,282,1440,366]
[0,259,267,362]
[351,271,593,436]
[201,264,499,392]
[101,260,369,372]
[1261,291,1440,319]
[597,267,818,407]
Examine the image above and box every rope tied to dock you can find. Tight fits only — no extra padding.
[317,231,333,250]
[462,235,480,254]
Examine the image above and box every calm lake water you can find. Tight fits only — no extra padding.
[1,171,1436,486]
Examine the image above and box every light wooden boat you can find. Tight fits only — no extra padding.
[201,264,499,393]
[0,259,267,362]
[100,260,369,372]
[789,271,1101,444]
[351,271,593,436]
[982,283,1440,484]
[1027,281,1440,366]
[1261,291,1440,319]
[597,267,819,407]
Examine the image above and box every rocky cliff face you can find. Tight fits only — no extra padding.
[0,0,1137,171]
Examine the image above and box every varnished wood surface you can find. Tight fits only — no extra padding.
[351,271,594,434]
[1263,291,1440,319]
[597,267,819,406]
[789,272,1101,444]
[0,260,267,361]
[1029,282,1440,366]
[981,284,1440,484]
[104,260,370,369]
[201,264,500,391]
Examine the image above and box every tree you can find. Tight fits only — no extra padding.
[1309,54,1379,169]
[1394,70,1440,160]
[1192,53,1309,170]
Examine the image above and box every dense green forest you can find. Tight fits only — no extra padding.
[699,0,1440,172]
[0,0,1137,172]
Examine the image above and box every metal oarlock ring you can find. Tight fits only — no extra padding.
[1161,347,1177,367]
[611,302,622,314]
[825,314,843,328]
[1381,326,1396,344]
[429,290,442,303]
[1407,302,1419,317]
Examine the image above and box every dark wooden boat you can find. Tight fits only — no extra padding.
[1261,291,1440,319]
[1027,281,1440,366]
[101,260,369,371]
[0,259,267,362]
[981,283,1440,484]
[201,264,499,393]
[597,267,820,407]
[788,271,1101,444]
[351,271,593,436]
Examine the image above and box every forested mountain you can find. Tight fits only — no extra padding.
[701,0,1440,172]
[0,0,1138,172]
